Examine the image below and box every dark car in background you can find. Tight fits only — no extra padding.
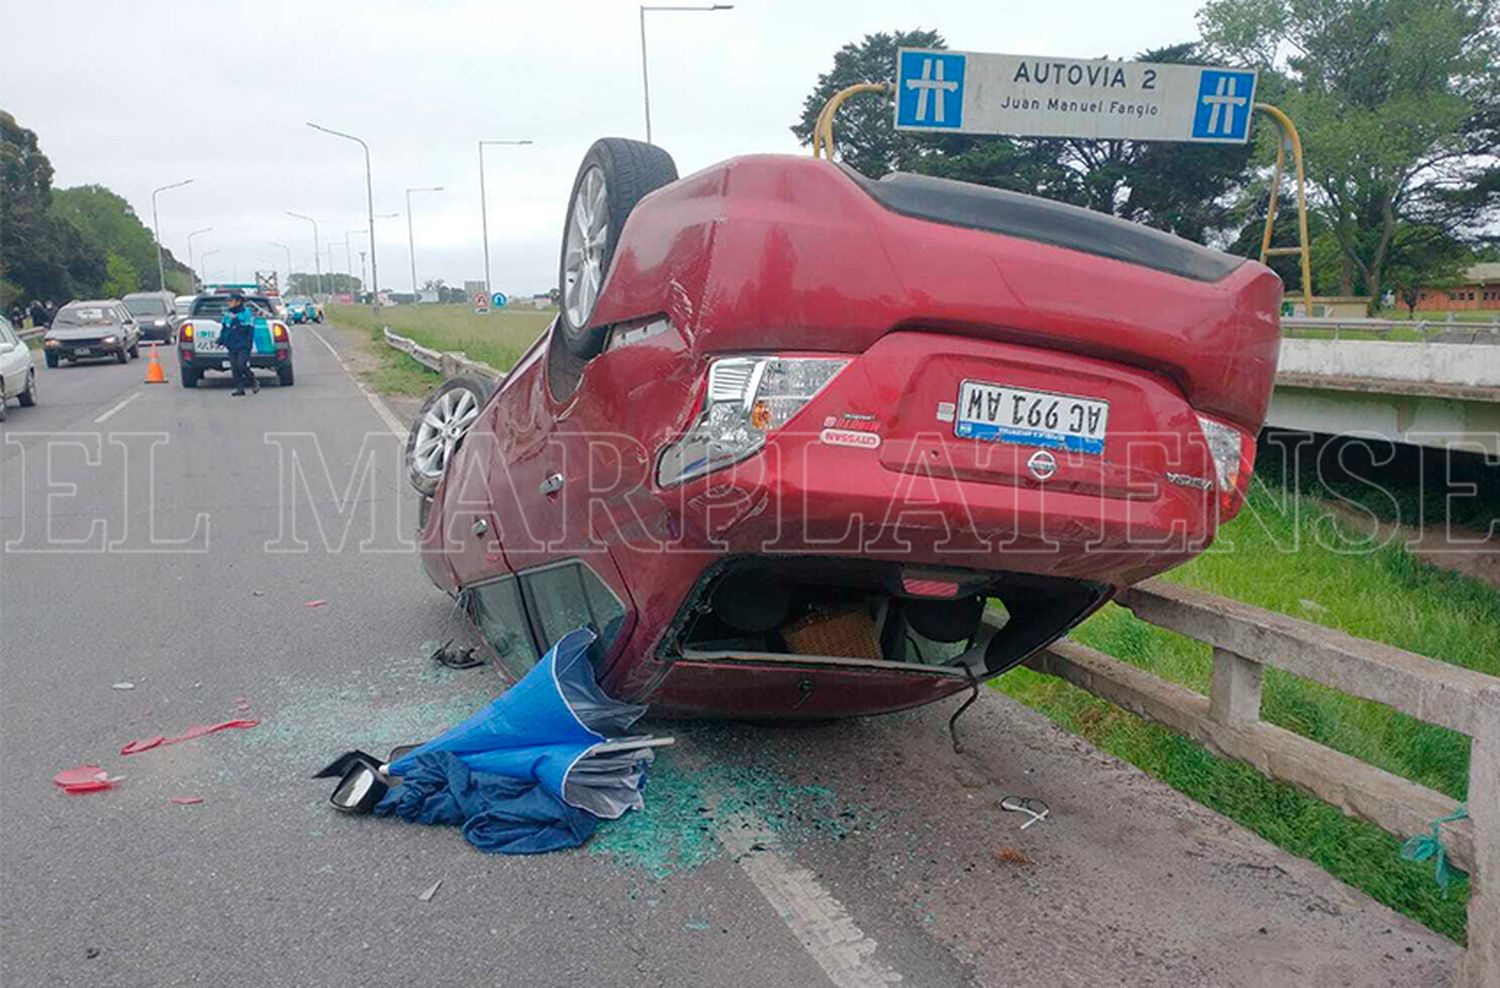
[123,290,180,343]
[177,291,294,388]
[43,300,142,366]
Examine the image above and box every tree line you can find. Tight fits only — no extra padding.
[795,0,1498,311]
[1,110,195,319]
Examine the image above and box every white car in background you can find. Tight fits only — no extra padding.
[174,295,195,317]
[0,313,39,421]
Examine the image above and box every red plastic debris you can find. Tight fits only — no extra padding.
[304,600,327,608]
[120,736,165,756]
[52,765,122,794]
[120,719,260,756]
[169,797,204,805]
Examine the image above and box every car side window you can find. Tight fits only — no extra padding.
[470,577,541,671]
[522,560,629,655]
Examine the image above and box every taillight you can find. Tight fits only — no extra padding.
[181,324,194,341]
[272,322,287,342]
[656,355,849,486]
[1195,414,1255,521]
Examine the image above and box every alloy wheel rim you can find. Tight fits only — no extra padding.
[563,166,609,329]
[412,388,480,478]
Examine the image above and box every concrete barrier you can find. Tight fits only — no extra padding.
[1279,339,1500,388]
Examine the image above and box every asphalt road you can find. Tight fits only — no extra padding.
[0,329,1459,986]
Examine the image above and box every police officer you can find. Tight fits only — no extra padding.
[220,291,259,396]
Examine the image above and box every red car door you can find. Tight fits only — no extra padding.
[439,407,512,587]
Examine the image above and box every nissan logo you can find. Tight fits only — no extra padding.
[1027,450,1058,481]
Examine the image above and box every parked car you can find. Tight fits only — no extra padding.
[0,313,38,421]
[43,300,141,366]
[177,291,293,388]
[409,138,1282,720]
[123,290,181,343]
[174,295,196,317]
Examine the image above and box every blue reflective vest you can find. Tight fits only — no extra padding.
[220,305,255,351]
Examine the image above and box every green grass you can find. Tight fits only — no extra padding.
[998,480,1499,942]
[328,303,551,376]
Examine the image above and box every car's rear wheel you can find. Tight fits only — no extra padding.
[405,376,493,496]
[278,363,295,387]
[181,366,199,389]
[18,371,36,407]
[556,138,677,359]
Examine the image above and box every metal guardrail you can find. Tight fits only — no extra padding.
[18,327,45,341]
[1024,580,1498,986]
[1282,315,1500,342]
[381,326,503,382]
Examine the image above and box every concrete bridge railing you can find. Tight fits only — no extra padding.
[1024,580,1499,986]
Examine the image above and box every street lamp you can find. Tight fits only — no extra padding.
[151,178,194,290]
[344,229,367,284]
[285,211,322,297]
[200,248,221,284]
[269,241,293,290]
[478,140,534,301]
[186,226,213,288]
[307,121,379,310]
[405,186,444,297]
[638,5,732,144]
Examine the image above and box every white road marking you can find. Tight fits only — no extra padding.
[306,327,406,437]
[717,811,903,987]
[94,391,140,424]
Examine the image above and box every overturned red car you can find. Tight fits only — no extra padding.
[407,137,1281,719]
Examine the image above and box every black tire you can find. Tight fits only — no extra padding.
[0,398,7,422]
[128,342,140,359]
[181,367,199,389]
[278,363,295,387]
[556,137,677,359]
[115,348,128,364]
[17,371,36,407]
[405,375,494,496]
[44,352,58,369]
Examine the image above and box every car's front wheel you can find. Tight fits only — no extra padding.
[556,138,678,360]
[44,352,58,369]
[18,370,36,407]
[405,376,493,496]
[115,348,128,364]
[128,341,140,359]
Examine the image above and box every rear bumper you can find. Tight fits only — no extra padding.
[179,348,290,370]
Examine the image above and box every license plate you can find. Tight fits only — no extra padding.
[77,348,96,356]
[954,381,1109,455]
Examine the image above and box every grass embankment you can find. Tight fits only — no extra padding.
[328,303,552,395]
[1000,475,1499,942]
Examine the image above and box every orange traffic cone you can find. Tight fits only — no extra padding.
[144,343,167,384]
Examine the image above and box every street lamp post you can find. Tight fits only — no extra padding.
[186,226,213,289]
[200,248,221,284]
[307,122,379,311]
[359,251,367,299]
[404,186,444,298]
[269,241,293,291]
[151,178,194,290]
[285,211,322,297]
[638,5,732,144]
[478,140,533,301]
[344,229,367,286]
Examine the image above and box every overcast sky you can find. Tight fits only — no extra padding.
[3,0,1204,295]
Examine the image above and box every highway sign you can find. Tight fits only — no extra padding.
[895,48,1258,144]
[491,292,508,309]
[472,291,489,313]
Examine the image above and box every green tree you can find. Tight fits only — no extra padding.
[101,251,139,298]
[52,185,193,293]
[1199,0,1500,303]
[0,110,106,303]
[1383,227,1472,314]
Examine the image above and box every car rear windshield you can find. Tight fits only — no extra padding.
[124,297,171,316]
[55,307,115,326]
[192,295,273,318]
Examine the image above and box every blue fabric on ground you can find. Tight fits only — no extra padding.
[374,751,596,854]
